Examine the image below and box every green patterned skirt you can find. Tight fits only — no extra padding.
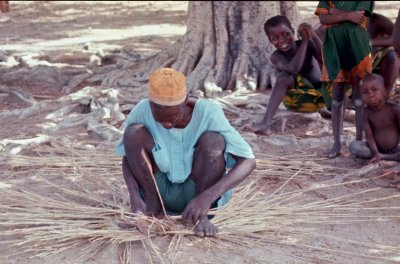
[283,74,332,112]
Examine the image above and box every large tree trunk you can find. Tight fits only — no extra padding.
[101,1,300,98]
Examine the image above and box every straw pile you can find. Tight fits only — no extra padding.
[0,142,399,263]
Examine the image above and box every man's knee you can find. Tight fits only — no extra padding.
[197,132,225,157]
[123,124,153,149]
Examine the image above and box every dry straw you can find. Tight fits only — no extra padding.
[0,143,399,263]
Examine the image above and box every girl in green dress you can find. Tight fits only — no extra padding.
[315,1,374,158]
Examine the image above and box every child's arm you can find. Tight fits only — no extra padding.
[370,14,394,47]
[298,23,323,65]
[363,111,381,162]
[271,32,310,75]
[319,9,365,25]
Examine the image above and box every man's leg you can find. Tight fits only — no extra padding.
[379,51,400,96]
[256,72,295,135]
[122,124,163,216]
[190,132,226,237]
[328,82,345,158]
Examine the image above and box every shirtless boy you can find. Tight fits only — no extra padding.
[349,74,400,164]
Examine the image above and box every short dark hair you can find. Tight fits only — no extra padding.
[264,15,293,36]
[361,73,384,86]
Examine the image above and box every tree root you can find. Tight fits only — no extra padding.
[97,2,300,94]
[0,134,51,155]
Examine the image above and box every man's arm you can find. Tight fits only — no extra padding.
[200,156,256,202]
[182,156,256,223]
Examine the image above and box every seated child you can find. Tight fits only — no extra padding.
[349,74,400,164]
[253,15,330,135]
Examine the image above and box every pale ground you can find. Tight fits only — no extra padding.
[0,1,399,264]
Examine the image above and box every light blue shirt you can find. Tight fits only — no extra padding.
[116,97,255,184]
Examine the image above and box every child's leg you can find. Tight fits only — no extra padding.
[348,140,373,159]
[379,50,399,96]
[381,145,400,162]
[351,76,363,141]
[256,72,295,134]
[328,82,345,158]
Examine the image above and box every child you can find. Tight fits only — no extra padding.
[253,15,329,135]
[315,1,375,158]
[368,12,399,95]
[316,11,399,97]
[349,74,399,164]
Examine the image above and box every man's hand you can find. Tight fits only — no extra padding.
[182,193,212,224]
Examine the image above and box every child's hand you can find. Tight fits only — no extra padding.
[328,8,341,15]
[368,153,382,164]
[347,11,365,25]
[298,23,313,40]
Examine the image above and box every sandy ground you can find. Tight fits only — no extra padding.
[0,1,399,264]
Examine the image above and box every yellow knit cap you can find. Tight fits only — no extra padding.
[148,68,187,106]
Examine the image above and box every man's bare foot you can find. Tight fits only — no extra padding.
[327,144,341,158]
[195,217,219,237]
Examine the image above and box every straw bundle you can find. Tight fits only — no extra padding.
[0,143,399,263]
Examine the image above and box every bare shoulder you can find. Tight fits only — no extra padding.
[270,50,280,62]
[270,50,287,65]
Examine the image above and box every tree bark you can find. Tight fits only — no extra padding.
[101,1,301,97]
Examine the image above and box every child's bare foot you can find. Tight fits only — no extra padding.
[319,107,331,119]
[327,144,341,158]
[240,123,273,136]
[195,217,219,237]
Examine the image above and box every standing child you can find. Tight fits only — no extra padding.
[253,15,329,135]
[315,1,374,158]
[349,74,399,163]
